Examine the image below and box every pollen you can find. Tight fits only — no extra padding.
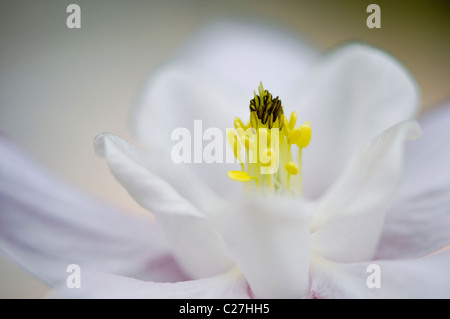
[227,82,311,196]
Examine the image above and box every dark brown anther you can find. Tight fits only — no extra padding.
[268,112,274,128]
[272,103,280,121]
[249,86,284,127]
[256,104,262,120]
[261,101,268,121]
[250,100,256,112]
[265,101,274,115]
[262,108,269,125]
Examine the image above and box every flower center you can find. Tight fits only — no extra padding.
[227,82,311,196]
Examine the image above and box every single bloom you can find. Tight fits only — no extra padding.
[0,21,449,298]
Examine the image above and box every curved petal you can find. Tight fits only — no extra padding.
[131,21,317,200]
[132,63,245,200]
[0,135,185,288]
[54,267,250,299]
[213,195,313,298]
[94,133,234,279]
[377,101,450,259]
[310,121,422,263]
[310,250,450,298]
[293,43,420,198]
[177,20,317,99]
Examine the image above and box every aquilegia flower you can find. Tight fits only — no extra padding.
[1,21,449,298]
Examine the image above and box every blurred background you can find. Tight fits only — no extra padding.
[0,0,449,298]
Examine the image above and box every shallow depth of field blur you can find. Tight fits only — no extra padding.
[0,0,449,298]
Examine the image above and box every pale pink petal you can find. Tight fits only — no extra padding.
[54,267,250,299]
[377,101,450,259]
[214,195,313,298]
[310,121,422,263]
[0,135,185,287]
[310,249,450,298]
[294,43,420,199]
[94,133,234,279]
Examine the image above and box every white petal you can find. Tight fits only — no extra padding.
[378,102,450,259]
[132,63,245,199]
[214,195,313,298]
[131,21,316,200]
[55,267,250,299]
[310,250,450,298]
[0,135,184,287]
[94,133,234,279]
[401,101,450,197]
[310,121,422,263]
[294,43,420,198]
[177,20,316,99]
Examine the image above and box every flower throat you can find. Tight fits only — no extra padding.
[227,82,311,196]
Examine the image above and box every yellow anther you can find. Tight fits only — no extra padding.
[227,171,253,182]
[285,161,299,175]
[287,127,302,145]
[289,111,297,130]
[234,117,244,130]
[282,115,290,136]
[298,122,311,148]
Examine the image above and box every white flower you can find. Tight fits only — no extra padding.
[1,21,449,298]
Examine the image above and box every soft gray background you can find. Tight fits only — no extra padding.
[0,0,449,298]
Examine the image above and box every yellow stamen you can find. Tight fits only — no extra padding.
[234,117,244,130]
[250,112,258,129]
[289,111,297,130]
[227,129,241,161]
[227,129,245,171]
[287,127,302,145]
[282,115,291,137]
[285,161,299,175]
[227,82,311,196]
[227,171,255,182]
[258,127,271,145]
[298,121,311,148]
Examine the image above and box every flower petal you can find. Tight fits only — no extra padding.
[131,21,316,200]
[377,101,450,259]
[310,249,450,298]
[94,133,234,279]
[0,135,184,287]
[177,20,316,98]
[294,43,420,198]
[214,195,313,298]
[310,121,422,263]
[54,267,250,299]
[132,63,245,200]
